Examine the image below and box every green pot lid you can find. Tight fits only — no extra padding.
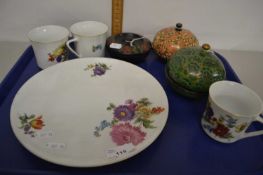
[167,44,226,93]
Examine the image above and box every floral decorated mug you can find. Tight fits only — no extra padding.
[28,25,69,69]
[201,80,263,143]
[66,21,108,58]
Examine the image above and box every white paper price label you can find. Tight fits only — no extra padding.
[46,142,66,150]
[106,143,134,158]
[35,131,53,138]
[109,43,122,49]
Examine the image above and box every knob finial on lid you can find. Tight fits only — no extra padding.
[202,43,211,51]
[175,23,183,31]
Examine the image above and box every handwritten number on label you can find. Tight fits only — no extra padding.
[35,131,53,138]
[46,142,66,150]
[106,143,134,158]
[115,149,127,156]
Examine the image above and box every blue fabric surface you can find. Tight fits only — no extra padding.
[0,47,263,175]
[0,47,34,106]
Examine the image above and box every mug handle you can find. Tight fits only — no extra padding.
[66,37,80,57]
[242,114,263,138]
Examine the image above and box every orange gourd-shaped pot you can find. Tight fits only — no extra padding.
[152,23,199,59]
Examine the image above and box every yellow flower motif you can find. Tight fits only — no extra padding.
[218,117,224,123]
[137,107,152,118]
[235,123,248,133]
[52,47,64,57]
[120,112,126,117]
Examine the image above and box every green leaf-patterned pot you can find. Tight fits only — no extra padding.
[166,44,226,97]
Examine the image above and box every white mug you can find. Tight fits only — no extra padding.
[201,80,263,143]
[28,25,69,69]
[66,21,108,58]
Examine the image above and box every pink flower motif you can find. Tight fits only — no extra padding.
[125,99,133,104]
[125,99,137,111]
[110,123,146,146]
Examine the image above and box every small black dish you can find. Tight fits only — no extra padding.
[106,33,151,64]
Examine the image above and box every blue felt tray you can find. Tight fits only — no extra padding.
[0,47,263,175]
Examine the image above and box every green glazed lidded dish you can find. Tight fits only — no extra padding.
[165,44,226,98]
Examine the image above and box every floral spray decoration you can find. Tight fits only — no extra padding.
[94,98,165,146]
[18,114,45,137]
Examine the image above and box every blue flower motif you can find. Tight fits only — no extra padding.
[225,115,237,128]
[93,120,111,137]
[92,44,102,52]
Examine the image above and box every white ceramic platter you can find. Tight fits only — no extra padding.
[10,58,168,167]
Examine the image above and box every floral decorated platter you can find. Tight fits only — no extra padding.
[10,58,169,167]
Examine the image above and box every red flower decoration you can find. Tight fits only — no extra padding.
[151,107,165,114]
[48,54,55,62]
[212,123,229,137]
[30,116,45,130]
[121,45,133,54]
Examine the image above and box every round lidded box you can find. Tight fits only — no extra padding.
[165,44,226,98]
[106,33,151,64]
[153,23,199,60]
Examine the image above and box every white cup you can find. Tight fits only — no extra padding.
[66,21,108,58]
[201,80,263,143]
[28,25,70,69]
